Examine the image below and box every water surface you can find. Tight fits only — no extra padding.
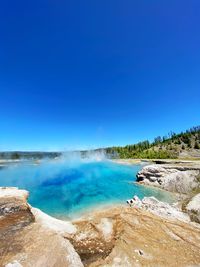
[0,159,173,218]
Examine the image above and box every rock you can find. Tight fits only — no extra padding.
[68,215,115,266]
[31,207,77,235]
[137,164,200,194]
[164,171,200,194]
[126,195,143,208]
[1,187,200,267]
[5,261,23,267]
[133,195,141,202]
[0,187,83,267]
[96,218,113,241]
[142,196,160,205]
[128,195,190,223]
[186,193,200,223]
[142,196,191,222]
[70,205,200,266]
[0,187,35,231]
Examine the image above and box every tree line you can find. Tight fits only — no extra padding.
[105,125,200,159]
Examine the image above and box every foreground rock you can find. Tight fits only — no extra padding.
[136,164,200,194]
[0,187,83,267]
[69,204,200,267]
[0,187,34,231]
[1,187,200,267]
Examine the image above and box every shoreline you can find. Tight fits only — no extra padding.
[1,186,200,267]
[111,158,149,165]
[1,159,200,266]
[1,157,197,221]
[112,158,200,165]
[52,201,125,221]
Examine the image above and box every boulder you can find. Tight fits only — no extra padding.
[137,165,200,194]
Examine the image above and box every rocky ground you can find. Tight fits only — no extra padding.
[111,159,143,165]
[136,161,200,223]
[0,187,83,267]
[1,187,200,267]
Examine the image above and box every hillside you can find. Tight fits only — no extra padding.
[105,126,200,159]
[0,126,200,161]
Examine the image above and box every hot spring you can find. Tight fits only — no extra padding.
[0,156,173,219]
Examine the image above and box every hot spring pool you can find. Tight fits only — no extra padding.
[0,159,173,219]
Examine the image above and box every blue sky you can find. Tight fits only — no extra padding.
[0,1,200,151]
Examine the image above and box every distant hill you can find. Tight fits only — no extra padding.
[0,151,61,160]
[104,126,200,159]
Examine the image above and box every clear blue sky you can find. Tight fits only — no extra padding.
[0,1,200,151]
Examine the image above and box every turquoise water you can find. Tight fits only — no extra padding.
[0,159,173,219]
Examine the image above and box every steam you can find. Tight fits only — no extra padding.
[0,150,109,199]
[60,150,107,163]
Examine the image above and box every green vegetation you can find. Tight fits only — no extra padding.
[105,126,200,159]
[11,152,20,160]
[1,126,199,160]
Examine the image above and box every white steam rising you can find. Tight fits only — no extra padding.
[60,150,107,163]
